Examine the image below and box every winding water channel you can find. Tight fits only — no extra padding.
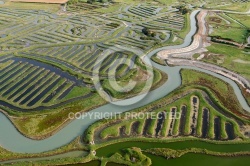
[0,10,249,155]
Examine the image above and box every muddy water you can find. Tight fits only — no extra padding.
[155,112,165,136]
[179,106,187,135]
[42,82,68,103]
[225,122,235,140]
[201,108,209,138]
[131,121,140,135]
[214,117,221,140]
[168,107,176,136]
[143,118,152,136]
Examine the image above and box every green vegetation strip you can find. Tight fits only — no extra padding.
[146,152,250,166]
[96,139,250,157]
[145,147,250,159]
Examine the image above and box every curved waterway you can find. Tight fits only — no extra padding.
[0,10,249,154]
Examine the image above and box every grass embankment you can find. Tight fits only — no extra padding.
[146,152,250,166]
[151,55,166,65]
[62,86,91,101]
[0,60,14,70]
[96,140,250,158]
[0,137,86,162]
[94,140,250,166]
[93,138,250,166]
[145,147,250,159]
[4,157,94,166]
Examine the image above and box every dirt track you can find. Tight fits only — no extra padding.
[157,10,207,59]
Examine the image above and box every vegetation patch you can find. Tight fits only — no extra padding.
[145,147,250,159]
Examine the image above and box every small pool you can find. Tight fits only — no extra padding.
[1,34,7,38]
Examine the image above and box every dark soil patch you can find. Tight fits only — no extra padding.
[178,106,186,135]
[168,108,176,136]
[131,121,140,135]
[202,108,209,138]
[143,118,152,136]
[119,126,126,137]
[193,96,197,105]
[225,122,235,140]
[209,17,222,23]
[155,112,165,137]
[214,117,221,140]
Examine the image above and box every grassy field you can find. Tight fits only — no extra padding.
[228,13,250,27]
[207,13,249,43]
[203,43,250,80]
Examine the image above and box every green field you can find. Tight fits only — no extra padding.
[207,12,249,43]
[203,43,250,81]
